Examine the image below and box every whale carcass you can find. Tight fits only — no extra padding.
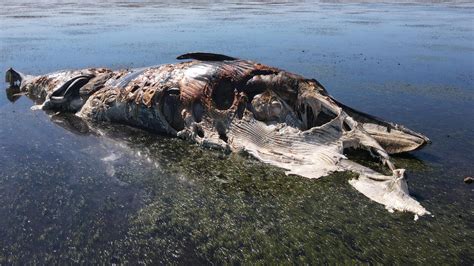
[5,52,431,217]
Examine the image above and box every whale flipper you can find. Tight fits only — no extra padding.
[50,75,95,102]
[44,74,95,111]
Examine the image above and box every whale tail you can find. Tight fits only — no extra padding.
[5,68,26,87]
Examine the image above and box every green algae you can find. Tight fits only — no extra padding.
[0,120,472,264]
[113,131,473,264]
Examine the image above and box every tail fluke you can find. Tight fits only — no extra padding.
[5,68,25,87]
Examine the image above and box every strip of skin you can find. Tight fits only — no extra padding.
[5,53,430,217]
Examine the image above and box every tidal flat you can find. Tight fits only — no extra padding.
[0,0,473,264]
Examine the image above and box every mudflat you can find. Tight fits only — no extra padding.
[0,1,473,264]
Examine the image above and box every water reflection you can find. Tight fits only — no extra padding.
[5,86,22,103]
[50,113,92,135]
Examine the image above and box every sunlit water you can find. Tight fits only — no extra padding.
[0,1,473,264]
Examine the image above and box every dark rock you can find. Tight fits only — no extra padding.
[464,176,473,184]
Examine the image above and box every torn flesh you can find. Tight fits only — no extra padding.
[5,53,431,217]
[225,97,429,217]
[226,115,429,216]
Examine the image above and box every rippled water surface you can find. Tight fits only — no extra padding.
[0,0,473,264]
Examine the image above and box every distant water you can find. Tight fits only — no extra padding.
[0,1,473,264]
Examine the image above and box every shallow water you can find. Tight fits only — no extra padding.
[0,0,473,264]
